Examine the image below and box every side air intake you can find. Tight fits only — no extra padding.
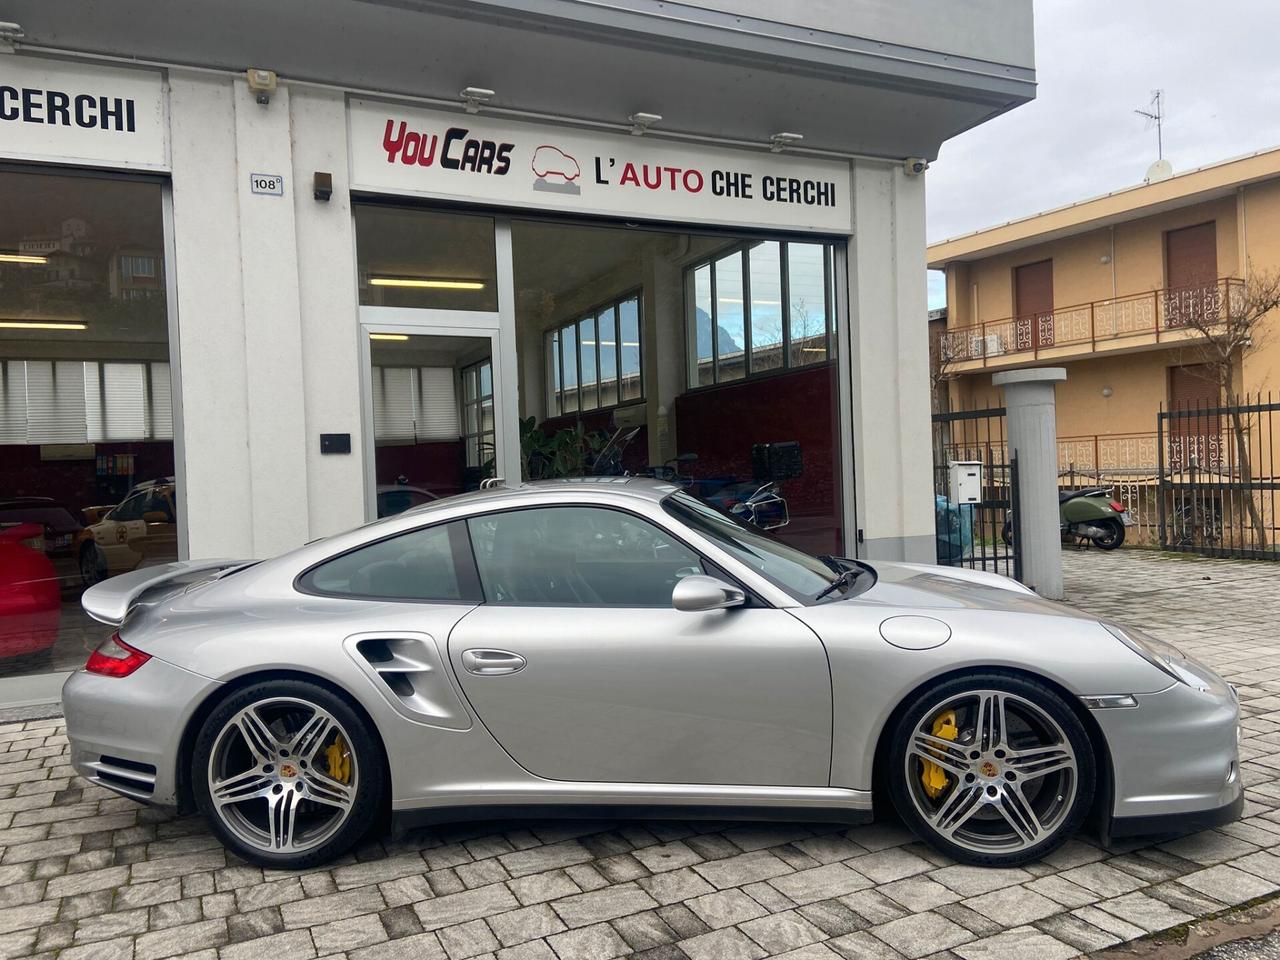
[345,633,472,730]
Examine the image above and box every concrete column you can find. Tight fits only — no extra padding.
[994,367,1066,599]
[847,160,934,562]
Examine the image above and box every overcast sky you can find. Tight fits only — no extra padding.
[926,0,1280,309]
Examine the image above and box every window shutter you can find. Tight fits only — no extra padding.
[151,363,173,440]
[374,367,416,441]
[102,362,148,440]
[0,361,27,445]
[25,360,87,444]
[415,367,460,441]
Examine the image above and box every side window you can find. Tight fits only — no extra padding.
[300,521,469,601]
[110,493,146,522]
[468,506,704,606]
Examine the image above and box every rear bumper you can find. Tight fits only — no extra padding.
[63,656,220,806]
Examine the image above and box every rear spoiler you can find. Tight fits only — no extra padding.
[81,559,250,626]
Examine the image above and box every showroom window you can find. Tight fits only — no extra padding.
[545,293,643,416]
[0,169,178,684]
[461,359,495,469]
[687,241,833,387]
[354,205,498,311]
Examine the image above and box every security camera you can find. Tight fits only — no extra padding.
[904,157,929,176]
[246,68,277,105]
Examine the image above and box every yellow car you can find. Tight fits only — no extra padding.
[88,479,179,577]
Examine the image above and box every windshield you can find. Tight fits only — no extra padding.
[662,491,846,601]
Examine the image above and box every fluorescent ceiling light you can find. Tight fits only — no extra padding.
[0,253,48,264]
[369,277,485,290]
[369,333,410,341]
[0,320,86,331]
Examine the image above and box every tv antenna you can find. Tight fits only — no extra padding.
[1135,90,1166,161]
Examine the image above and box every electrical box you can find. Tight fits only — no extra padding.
[948,461,982,505]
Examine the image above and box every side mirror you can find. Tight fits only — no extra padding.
[672,575,746,612]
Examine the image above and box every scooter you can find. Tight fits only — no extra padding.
[1003,488,1134,550]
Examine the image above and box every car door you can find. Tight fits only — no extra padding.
[448,503,832,787]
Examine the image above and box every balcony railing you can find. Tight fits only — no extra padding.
[939,278,1244,366]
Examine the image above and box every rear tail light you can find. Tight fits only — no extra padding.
[20,534,45,551]
[1110,501,1125,513]
[85,633,151,678]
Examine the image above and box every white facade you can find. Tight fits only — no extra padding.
[0,0,1036,568]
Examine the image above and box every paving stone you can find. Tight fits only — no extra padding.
[456,858,510,889]
[349,931,446,960]
[870,911,975,960]
[219,927,319,960]
[739,908,827,953]
[952,925,1078,960]
[1058,861,1148,897]
[1034,912,1122,953]
[880,876,962,912]
[71,906,148,943]
[655,903,712,940]
[227,906,285,943]
[827,929,907,960]
[839,889,911,926]
[498,841,593,879]
[0,901,58,936]
[436,917,497,959]
[928,867,1033,898]
[563,863,609,892]
[686,888,768,929]
[414,883,519,932]
[637,866,715,905]
[496,940,557,960]
[44,863,128,898]
[57,937,135,960]
[1022,874,1098,909]
[379,904,424,939]
[770,863,873,905]
[693,850,793,890]
[281,887,387,930]
[487,903,564,947]
[850,848,935,884]
[1095,891,1193,934]
[962,886,1062,926]
[609,909,679,951]
[798,899,869,937]
[1176,863,1279,904]
[678,925,768,960]
[135,917,229,959]
[551,881,658,928]
[546,921,631,960]
[331,853,429,891]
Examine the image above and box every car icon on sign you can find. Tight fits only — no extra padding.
[531,145,581,182]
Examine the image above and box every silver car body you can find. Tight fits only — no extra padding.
[64,480,1241,834]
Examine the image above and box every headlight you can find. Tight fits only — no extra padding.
[1101,622,1210,691]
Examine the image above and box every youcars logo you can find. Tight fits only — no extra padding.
[531,145,580,182]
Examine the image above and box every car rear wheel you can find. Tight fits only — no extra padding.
[191,679,384,869]
[79,543,107,586]
[888,673,1094,866]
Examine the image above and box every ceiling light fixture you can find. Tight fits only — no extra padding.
[0,253,48,264]
[0,320,87,331]
[369,277,486,290]
[769,131,804,153]
[460,87,495,114]
[369,333,410,341]
[628,112,662,136]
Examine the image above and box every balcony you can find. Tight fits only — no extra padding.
[939,278,1244,370]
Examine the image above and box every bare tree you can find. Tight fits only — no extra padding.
[1172,262,1280,549]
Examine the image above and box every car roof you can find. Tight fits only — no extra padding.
[398,477,678,517]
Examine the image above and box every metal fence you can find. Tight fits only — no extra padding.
[932,405,1021,580]
[1157,395,1280,558]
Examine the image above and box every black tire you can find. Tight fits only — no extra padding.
[1091,518,1125,550]
[79,543,107,587]
[1001,519,1013,546]
[191,679,385,869]
[887,671,1095,867]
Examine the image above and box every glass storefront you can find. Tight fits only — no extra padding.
[0,170,177,679]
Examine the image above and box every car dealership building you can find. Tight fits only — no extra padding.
[0,0,1035,703]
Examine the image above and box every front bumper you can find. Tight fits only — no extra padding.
[63,656,220,807]
[1089,669,1241,836]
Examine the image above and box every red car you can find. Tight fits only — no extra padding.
[0,522,61,664]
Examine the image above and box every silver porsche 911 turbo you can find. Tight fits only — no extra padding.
[64,479,1241,870]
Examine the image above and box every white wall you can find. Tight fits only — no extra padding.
[846,160,935,561]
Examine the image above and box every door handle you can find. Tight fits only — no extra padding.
[462,649,527,676]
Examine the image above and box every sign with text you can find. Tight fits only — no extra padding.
[250,173,284,196]
[0,55,167,171]
[348,98,851,233]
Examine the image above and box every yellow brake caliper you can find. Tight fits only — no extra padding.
[325,732,352,784]
[921,710,958,799]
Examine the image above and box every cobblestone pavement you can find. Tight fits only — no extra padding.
[4,549,1280,960]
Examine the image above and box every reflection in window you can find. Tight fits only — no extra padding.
[686,241,834,388]
[0,169,177,685]
[372,367,459,443]
[546,293,643,413]
[461,359,495,469]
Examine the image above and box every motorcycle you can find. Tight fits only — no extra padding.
[1003,487,1135,550]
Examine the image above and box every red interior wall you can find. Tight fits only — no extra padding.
[674,364,841,555]
[0,442,175,513]
[374,440,466,498]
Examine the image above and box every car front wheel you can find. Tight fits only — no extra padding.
[191,679,384,869]
[888,673,1094,866]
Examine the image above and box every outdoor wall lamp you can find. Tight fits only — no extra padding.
[629,112,662,136]
[1102,386,1114,398]
[460,87,495,114]
[770,132,804,153]
[0,21,23,54]
[246,68,277,105]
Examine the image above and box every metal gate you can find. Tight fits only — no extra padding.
[1158,394,1280,558]
[932,406,1023,580]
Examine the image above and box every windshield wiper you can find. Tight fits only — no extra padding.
[814,567,864,602]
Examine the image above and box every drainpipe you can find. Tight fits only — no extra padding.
[994,367,1067,600]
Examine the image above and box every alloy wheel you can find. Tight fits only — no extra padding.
[903,689,1078,856]
[207,697,357,855]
